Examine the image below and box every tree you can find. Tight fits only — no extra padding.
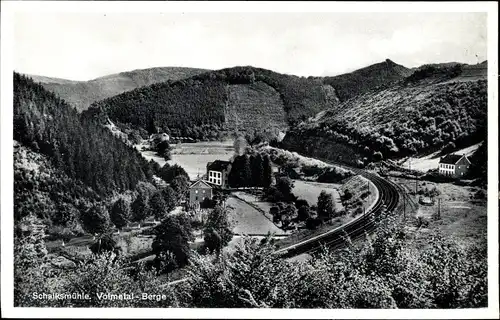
[158,164,189,183]
[250,154,264,187]
[373,151,383,162]
[317,191,335,220]
[203,228,223,254]
[203,205,233,252]
[282,203,298,220]
[81,204,110,235]
[275,176,294,201]
[213,189,228,206]
[262,155,273,188]
[110,198,130,229]
[152,214,194,272]
[131,193,149,222]
[162,186,178,213]
[241,155,252,187]
[14,214,56,307]
[170,175,190,202]
[89,233,121,255]
[228,156,241,188]
[149,191,167,221]
[298,205,311,221]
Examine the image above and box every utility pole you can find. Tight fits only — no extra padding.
[403,191,406,220]
[415,178,418,195]
[437,198,441,220]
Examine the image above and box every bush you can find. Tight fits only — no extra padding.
[415,216,430,228]
[302,165,324,177]
[317,167,350,183]
[373,151,383,162]
[474,189,486,200]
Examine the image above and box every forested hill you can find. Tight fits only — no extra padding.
[282,63,487,166]
[323,59,412,101]
[86,62,410,140]
[14,73,155,197]
[27,67,210,112]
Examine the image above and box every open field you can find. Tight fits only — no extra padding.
[232,191,274,216]
[226,197,287,236]
[292,180,343,210]
[137,141,234,180]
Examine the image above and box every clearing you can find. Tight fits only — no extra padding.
[226,196,287,236]
[292,180,343,211]
[137,140,234,180]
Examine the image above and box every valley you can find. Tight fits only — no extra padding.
[12,58,489,310]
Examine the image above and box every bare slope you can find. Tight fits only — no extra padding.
[225,81,287,134]
[28,67,210,111]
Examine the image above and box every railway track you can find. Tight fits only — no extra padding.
[273,162,401,258]
[165,160,403,287]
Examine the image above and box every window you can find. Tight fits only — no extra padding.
[195,190,198,193]
[202,190,205,193]
[195,196,198,201]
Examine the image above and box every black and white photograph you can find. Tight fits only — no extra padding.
[1,1,498,318]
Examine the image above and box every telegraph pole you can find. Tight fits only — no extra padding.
[437,198,441,220]
[403,191,406,220]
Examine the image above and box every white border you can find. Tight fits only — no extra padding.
[1,1,498,319]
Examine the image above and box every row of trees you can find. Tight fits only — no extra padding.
[228,153,273,188]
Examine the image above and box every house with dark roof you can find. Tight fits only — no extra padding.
[188,179,213,208]
[206,160,232,188]
[439,154,471,178]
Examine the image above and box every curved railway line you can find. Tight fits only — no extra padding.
[163,161,404,287]
[273,161,401,258]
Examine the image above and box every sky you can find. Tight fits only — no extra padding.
[13,12,487,81]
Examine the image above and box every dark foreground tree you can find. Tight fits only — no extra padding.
[152,214,194,273]
[203,205,232,253]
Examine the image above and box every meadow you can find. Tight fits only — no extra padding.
[137,140,234,180]
[292,180,343,211]
[226,197,287,236]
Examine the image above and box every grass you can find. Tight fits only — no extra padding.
[392,176,487,248]
[137,141,234,180]
[226,196,287,236]
[292,180,343,210]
